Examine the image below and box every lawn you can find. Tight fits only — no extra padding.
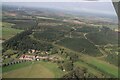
[3,61,64,78]
[1,22,23,40]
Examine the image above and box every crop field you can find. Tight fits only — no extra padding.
[3,61,64,78]
[74,61,103,77]
[55,44,119,78]
[3,62,32,73]
[80,55,118,77]
[2,22,23,40]
[2,19,36,30]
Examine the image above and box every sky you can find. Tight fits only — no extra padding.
[2,0,113,2]
[2,0,117,17]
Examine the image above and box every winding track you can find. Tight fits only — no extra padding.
[83,33,107,58]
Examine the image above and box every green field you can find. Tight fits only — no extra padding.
[89,59,118,77]
[74,61,103,77]
[2,22,23,40]
[80,55,118,77]
[3,61,64,78]
[3,62,32,73]
[55,44,119,78]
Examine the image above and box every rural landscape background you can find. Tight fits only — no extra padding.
[1,1,119,79]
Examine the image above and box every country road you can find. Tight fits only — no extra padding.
[83,33,107,58]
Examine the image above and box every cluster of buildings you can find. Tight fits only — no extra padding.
[28,49,49,55]
[19,54,60,62]
[19,54,49,61]
[19,49,61,62]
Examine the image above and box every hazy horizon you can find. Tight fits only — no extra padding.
[2,2,117,18]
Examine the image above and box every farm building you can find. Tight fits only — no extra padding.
[19,54,36,61]
[19,55,49,61]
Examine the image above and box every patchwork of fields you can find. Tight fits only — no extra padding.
[2,5,119,78]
